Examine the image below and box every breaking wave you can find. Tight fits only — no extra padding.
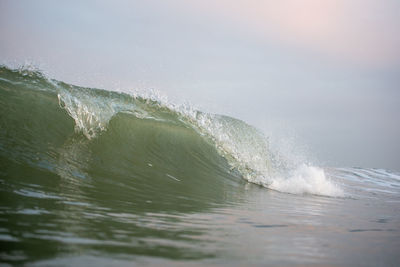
[0,65,343,197]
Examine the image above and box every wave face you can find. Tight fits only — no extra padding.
[0,65,342,198]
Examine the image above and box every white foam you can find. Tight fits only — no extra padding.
[268,164,344,197]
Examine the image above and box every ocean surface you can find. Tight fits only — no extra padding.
[0,66,399,266]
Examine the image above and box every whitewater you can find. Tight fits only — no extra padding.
[0,65,399,266]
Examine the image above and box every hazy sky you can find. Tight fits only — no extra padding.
[1,0,399,170]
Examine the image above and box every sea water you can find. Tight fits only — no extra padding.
[0,66,399,266]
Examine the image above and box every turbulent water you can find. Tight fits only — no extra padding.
[0,66,399,266]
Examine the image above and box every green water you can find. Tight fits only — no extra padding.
[1,66,400,266]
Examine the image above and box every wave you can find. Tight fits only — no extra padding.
[0,65,343,197]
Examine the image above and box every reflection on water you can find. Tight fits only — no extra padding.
[1,161,400,266]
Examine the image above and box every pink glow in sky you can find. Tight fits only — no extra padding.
[173,0,400,67]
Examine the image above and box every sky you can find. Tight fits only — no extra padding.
[1,0,399,170]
